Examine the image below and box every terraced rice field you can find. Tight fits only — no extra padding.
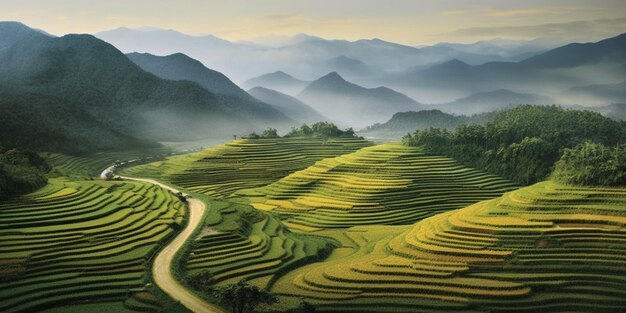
[243,143,517,228]
[121,138,371,198]
[185,200,330,289]
[271,181,626,312]
[44,148,170,178]
[0,178,186,312]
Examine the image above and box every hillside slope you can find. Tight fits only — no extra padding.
[248,86,329,124]
[359,110,491,139]
[437,89,554,115]
[0,22,292,153]
[242,71,310,96]
[126,52,294,126]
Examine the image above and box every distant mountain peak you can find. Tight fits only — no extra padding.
[443,58,470,67]
[317,71,346,83]
[270,70,295,78]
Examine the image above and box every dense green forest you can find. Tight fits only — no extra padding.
[403,105,626,185]
[0,93,155,154]
[0,148,50,199]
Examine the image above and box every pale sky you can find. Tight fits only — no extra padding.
[1,0,625,44]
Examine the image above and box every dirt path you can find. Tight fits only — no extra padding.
[120,176,225,313]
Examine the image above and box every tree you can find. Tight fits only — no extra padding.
[491,137,558,185]
[285,122,359,138]
[552,142,626,186]
[242,132,260,139]
[261,128,280,138]
[0,148,49,199]
[293,300,316,313]
[187,270,214,293]
[212,280,278,313]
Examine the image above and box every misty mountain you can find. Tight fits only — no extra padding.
[359,109,491,139]
[433,38,561,61]
[570,81,626,104]
[324,55,374,77]
[0,22,293,153]
[248,87,328,124]
[95,27,550,84]
[436,89,554,115]
[603,103,626,121]
[95,27,257,79]
[127,52,249,97]
[394,33,626,104]
[242,71,310,96]
[298,72,424,128]
[125,52,292,124]
[520,34,626,69]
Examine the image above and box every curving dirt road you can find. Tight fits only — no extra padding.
[120,176,225,313]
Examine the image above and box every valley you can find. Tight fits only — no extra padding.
[1,6,625,313]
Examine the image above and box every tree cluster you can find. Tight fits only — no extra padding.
[0,147,50,199]
[242,128,280,139]
[402,105,626,185]
[285,122,357,138]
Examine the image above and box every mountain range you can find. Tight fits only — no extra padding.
[392,33,626,103]
[95,28,554,84]
[0,22,293,153]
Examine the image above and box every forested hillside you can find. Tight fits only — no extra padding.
[0,22,293,154]
[403,105,626,184]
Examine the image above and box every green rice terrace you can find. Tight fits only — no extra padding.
[121,138,371,198]
[270,182,626,312]
[1,137,625,313]
[0,178,186,312]
[242,143,517,229]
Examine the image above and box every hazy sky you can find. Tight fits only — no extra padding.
[2,0,625,44]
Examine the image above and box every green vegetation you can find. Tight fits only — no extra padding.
[361,109,492,138]
[244,143,516,228]
[403,105,626,185]
[211,280,278,313]
[0,178,187,312]
[121,137,371,198]
[285,122,358,139]
[272,181,626,312]
[553,141,626,186]
[0,148,50,199]
[243,128,280,139]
